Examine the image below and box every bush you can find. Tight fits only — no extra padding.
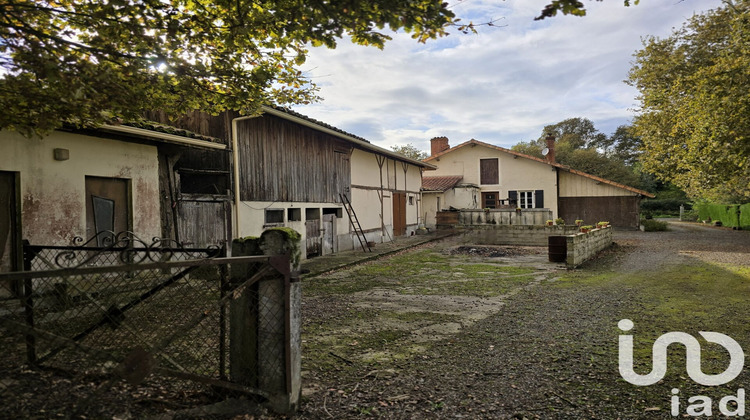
[642,219,668,232]
[681,209,699,222]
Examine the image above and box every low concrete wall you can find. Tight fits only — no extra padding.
[460,225,580,246]
[565,226,613,267]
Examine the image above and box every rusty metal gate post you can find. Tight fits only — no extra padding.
[229,229,302,414]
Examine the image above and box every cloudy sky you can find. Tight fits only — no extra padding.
[291,0,723,153]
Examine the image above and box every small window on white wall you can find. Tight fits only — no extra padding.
[265,209,284,224]
[408,196,414,205]
[519,191,534,209]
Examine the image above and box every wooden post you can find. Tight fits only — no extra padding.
[229,228,301,414]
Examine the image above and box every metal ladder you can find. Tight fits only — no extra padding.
[340,193,371,252]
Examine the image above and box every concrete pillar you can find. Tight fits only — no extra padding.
[229,228,301,414]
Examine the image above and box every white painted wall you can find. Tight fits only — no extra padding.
[428,144,558,215]
[0,130,161,245]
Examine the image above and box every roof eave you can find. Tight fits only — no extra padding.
[261,106,435,169]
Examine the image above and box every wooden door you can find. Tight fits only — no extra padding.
[305,218,321,258]
[392,192,406,237]
[176,199,230,247]
[0,171,20,296]
[481,191,499,209]
[85,176,130,245]
[322,214,336,255]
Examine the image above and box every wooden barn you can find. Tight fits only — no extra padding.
[231,107,433,258]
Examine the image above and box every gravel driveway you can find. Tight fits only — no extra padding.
[299,221,750,419]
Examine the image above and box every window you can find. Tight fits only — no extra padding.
[408,196,414,206]
[519,191,534,209]
[265,209,284,224]
[480,158,499,185]
[287,208,301,221]
[305,208,320,220]
[510,190,544,209]
[322,207,342,218]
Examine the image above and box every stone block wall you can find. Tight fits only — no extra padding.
[461,225,580,246]
[565,226,613,267]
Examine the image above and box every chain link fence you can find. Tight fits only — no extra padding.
[0,232,294,418]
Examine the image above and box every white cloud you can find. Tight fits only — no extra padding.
[293,0,724,153]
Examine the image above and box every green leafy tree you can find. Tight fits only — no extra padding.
[391,144,429,160]
[0,1,638,137]
[535,0,639,20]
[0,0,458,136]
[628,1,750,202]
[511,117,643,188]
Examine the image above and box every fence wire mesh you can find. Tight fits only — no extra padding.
[0,233,291,418]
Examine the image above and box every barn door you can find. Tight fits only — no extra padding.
[305,218,322,258]
[322,214,336,255]
[392,193,406,237]
[176,199,230,247]
[0,171,20,296]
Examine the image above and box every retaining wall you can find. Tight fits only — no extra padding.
[564,226,613,267]
[460,225,580,246]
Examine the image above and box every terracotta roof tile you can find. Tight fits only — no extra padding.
[422,176,464,192]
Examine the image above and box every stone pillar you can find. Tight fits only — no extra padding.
[229,228,301,414]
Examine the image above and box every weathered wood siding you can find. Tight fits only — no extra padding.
[144,110,238,145]
[558,196,641,229]
[176,199,230,247]
[236,115,352,203]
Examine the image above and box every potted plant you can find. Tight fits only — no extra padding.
[575,219,583,227]
[546,219,554,226]
[580,225,594,233]
[555,217,565,225]
[597,221,609,228]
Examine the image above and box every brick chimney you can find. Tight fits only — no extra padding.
[430,136,450,156]
[545,134,556,164]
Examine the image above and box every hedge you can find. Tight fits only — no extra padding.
[641,199,691,213]
[695,203,750,229]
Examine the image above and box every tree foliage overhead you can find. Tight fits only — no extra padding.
[628,1,750,202]
[511,117,644,189]
[391,143,429,161]
[0,1,638,137]
[0,0,457,136]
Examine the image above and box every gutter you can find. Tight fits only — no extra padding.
[100,124,227,150]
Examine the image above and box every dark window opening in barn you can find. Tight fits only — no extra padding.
[178,170,229,195]
[408,196,414,206]
[265,209,284,224]
[322,207,342,218]
[305,208,320,221]
[480,158,499,185]
[287,208,301,221]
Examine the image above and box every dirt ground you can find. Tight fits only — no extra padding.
[298,221,750,419]
[3,221,750,419]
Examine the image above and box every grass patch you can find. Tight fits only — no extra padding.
[409,275,537,297]
[383,311,461,324]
